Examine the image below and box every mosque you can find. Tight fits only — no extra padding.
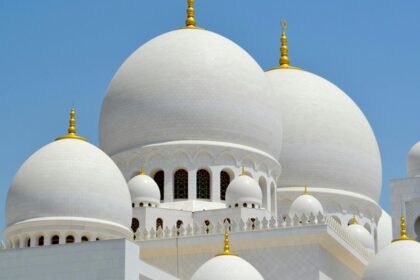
[1,1,420,279]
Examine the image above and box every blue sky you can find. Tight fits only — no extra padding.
[1,0,419,238]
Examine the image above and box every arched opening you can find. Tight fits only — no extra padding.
[66,235,75,243]
[154,170,165,201]
[26,238,31,248]
[131,218,140,232]
[197,169,210,199]
[415,216,420,242]
[204,220,210,234]
[96,237,100,241]
[176,220,183,229]
[81,236,89,242]
[258,176,267,209]
[174,169,188,199]
[220,170,231,200]
[51,235,59,245]
[156,218,163,230]
[38,236,44,246]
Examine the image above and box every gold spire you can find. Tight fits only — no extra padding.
[55,106,87,142]
[350,215,358,225]
[392,216,415,242]
[216,231,238,256]
[269,19,300,71]
[240,165,246,176]
[303,186,309,195]
[139,166,145,175]
[185,0,198,29]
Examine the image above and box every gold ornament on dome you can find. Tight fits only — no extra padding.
[55,106,87,142]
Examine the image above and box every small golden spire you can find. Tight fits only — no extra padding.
[139,166,145,175]
[185,0,197,28]
[240,165,246,176]
[350,215,358,225]
[55,106,87,142]
[216,231,238,256]
[269,19,300,71]
[392,216,415,242]
[303,186,309,195]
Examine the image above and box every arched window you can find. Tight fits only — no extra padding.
[66,235,74,243]
[154,170,165,201]
[220,171,230,200]
[38,236,44,246]
[197,169,210,199]
[81,236,89,242]
[51,235,59,245]
[156,218,163,230]
[26,238,31,248]
[174,169,188,199]
[131,218,140,232]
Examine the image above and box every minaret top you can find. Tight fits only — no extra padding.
[55,106,87,142]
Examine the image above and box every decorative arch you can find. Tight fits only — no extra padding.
[174,169,188,199]
[153,170,164,201]
[197,169,211,199]
[51,235,59,245]
[220,170,231,200]
[66,235,75,243]
[156,218,164,230]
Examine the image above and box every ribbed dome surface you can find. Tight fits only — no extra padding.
[5,139,132,229]
[100,28,282,159]
[266,69,382,202]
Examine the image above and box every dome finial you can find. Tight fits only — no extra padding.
[139,166,145,175]
[350,215,358,225]
[303,186,309,195]
[216,231,238,256]
[392,216,415,242]
[241,165,246,176]
[55,106,87,142]
[185,0,197,28]
[269,19,300,71]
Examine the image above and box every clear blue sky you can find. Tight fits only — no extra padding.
[1,0,419,238]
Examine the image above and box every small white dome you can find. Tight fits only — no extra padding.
[191,255,264,280]
[5,139,132,231]
[288,189,324,218]
[225,174,262,208]
[407,141,420,177]
[266,69,382,202]
[347,220,374,250]
[363,240,420,280]
[128,173,161,206]
[100,28,282,159]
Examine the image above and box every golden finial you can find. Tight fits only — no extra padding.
[55,106,87,142]
[139,166,145,175]
[303,186,309,195]
[350,215,358,225]
[392,216,415,242]
[240,165,246,176]
[269,19,300,71]
[216,231,238,256]
[185,0,197,28]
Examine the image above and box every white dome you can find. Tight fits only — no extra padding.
[288,191,324,218]
[191,255,264,280]
[363,240,420,280]
[407,141,420,177]
[5,139,132,230]
[266,69,382,202]
[100,28,282,159]
[225,175,262,207]
[347,222,374,250]
[128,173,161,206]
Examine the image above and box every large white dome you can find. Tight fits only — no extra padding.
[407,141,420,177]
[191,255,264,280]
[363,240,420,280]
[266,69,382,201]
[5,139,132,230]
[100,28,282,158]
